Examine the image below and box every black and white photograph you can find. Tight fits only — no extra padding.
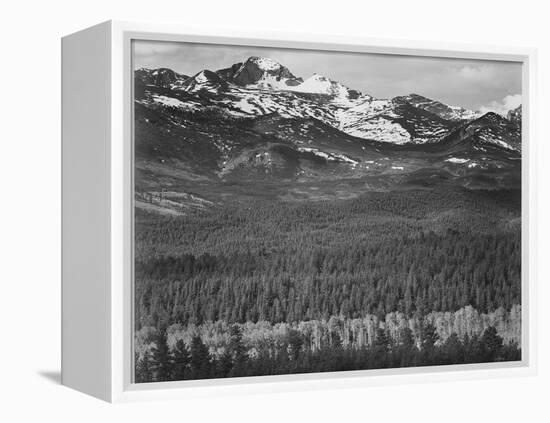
[132,40,522,383]
[5,0,550,417]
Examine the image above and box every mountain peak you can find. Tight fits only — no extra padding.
[195,69,221,83]
[228,56,301,88]
[245,56,283,71]
[472,111,515,128]
[179,69,225,93]
[477,111,504,121]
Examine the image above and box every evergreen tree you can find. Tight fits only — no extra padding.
[172,339,190,380]
[150,328,172,382]
[228,325,247,366]
[395,326,415,366]
[190,335,211,379]
[372,328,390,367]
[217,349,234,378]
[442,333,463,364]
[419,323,439,365]
[481,326,503,361]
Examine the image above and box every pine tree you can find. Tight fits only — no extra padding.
[420,323,439,365]
[228,325,247,376]
[481,326,503,361]
[229,325,247,363]
[190,335,211,379]
[150,328,173,382]
[217,349,234,378]
[442,333,463,364]
[396,327,417,367]
[172,339,190,380]
[371,328,390,368]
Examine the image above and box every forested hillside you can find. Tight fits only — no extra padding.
[134,187,521,381]
[135,188,520,328]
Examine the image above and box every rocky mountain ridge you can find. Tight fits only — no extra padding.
[136,56,521,148]
[133,56,522,208]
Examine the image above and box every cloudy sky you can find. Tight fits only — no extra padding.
[133,40,522,113]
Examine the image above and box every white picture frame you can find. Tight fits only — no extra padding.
[61,20,537,403]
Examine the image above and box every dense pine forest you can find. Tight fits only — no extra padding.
[134,187,521,381]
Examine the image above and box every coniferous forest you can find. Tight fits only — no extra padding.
[134,187,522,383]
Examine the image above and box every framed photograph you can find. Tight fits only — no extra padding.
[61,21,537,402]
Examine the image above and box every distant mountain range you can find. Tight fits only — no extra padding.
[133,56,522,208]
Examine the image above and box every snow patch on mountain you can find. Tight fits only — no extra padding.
[137,94,200,111]
[247,75,297,90]
[249,57,282,71]
[297,147,358,164]
[446,157,470,164]
[195,71,210,84]
[289,74,359,106]
[343,116,411,144]
[336,97,392,130]
[478,131,514,151]
[151,95,187,108]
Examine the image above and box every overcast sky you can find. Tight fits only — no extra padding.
[133,40,522,113]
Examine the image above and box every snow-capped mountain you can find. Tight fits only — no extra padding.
[135,57,498,146]
[133,56,521,195]
[216,56,303,89]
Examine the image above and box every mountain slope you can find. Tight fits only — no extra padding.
[135,68,188,88]
[132,56,521,204]
[148,56,481,145]
[393,93,479,121]
[178,70,228,93]
[439,112,521,152]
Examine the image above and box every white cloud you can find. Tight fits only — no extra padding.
[479,94,522,116]
[457,65,496,82]
[133,41,182,57]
